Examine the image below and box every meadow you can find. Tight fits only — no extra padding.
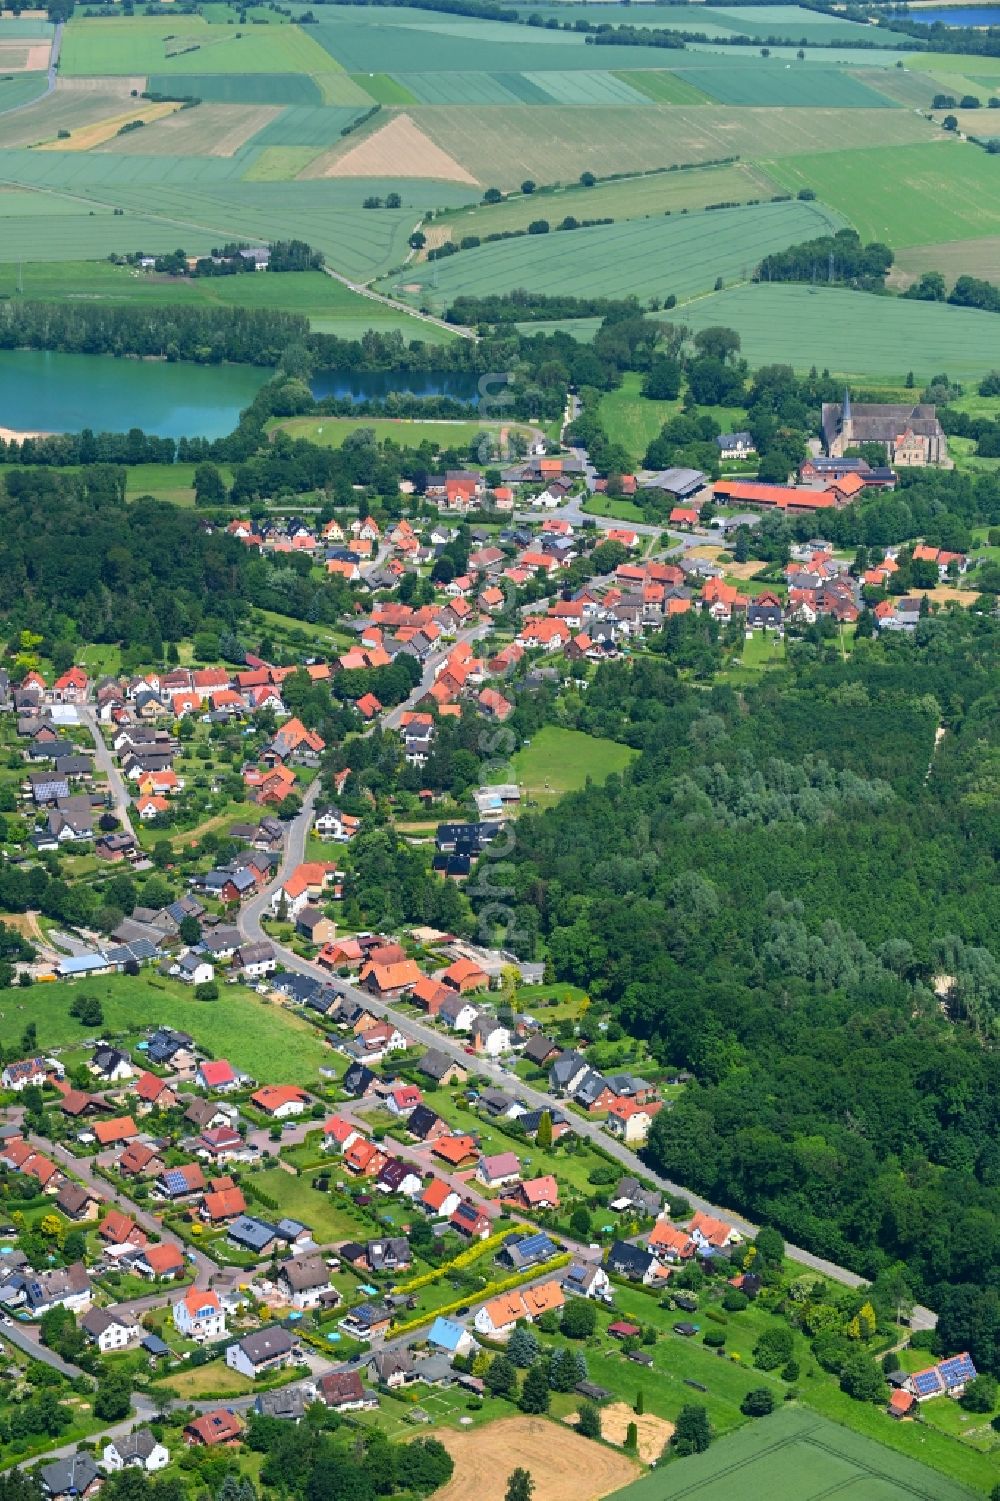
[271,416,519,448]
[0,972,331,1082]
[673,283,1000,380]
[433,161,778,242]
[615,1407,979,1501]
[393,200,842,308]
[507,726,638,808]
[764,139,1000,247]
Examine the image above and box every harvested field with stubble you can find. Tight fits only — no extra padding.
[309,111,479,183]
[98,102,280,156]
[435,1417,641,1501]
[416,104,936,187]
[37,99,182,151]
[591,1404,675,1465]
[0,40,50,70]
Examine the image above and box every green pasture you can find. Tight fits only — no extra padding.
[271,416,514,448]
[598,371,680,466]
[60,17,337,76]
[673,283,1000,381]
[764,139,1000,248]
[126,461,233,505]
[393,199,842,307]
[146,71,324,104]
[507,725,637,808]
[437,161,777,242]
[0,973,330,1082]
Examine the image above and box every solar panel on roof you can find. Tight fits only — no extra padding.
[911,1369,943,1396]
[938,1354,976,1386]
[164,1169,188,1193]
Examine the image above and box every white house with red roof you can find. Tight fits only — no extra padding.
[173,1287,226,1342]
[195,1060,238,1093]
[688,1210,742,1252]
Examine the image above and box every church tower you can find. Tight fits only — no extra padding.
[841,388,852,445]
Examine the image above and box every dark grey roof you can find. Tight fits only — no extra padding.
[237,1325,295,1364]
[41,1455,101,1496]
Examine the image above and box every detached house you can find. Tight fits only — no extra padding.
[173,1288,226,1342]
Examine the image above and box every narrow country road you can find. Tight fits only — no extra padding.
[79,708,135,839]
[0,22,62,119]
[320,265,474,342]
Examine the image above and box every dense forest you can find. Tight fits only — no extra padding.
[474,616,1000,1375]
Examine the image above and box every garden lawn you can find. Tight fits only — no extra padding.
[156,1359,257,1399]
[244,1165,374,1244]
[2,973,331,1083]
[508,726,638,808]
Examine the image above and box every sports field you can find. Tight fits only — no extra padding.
[674,283,1000,381]
[393,200,842,307]
[611,1407,978,1501]
[764,139,1000,247]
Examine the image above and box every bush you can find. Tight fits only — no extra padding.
[703,1330,726,1348]
[740,1387,776,1417]
[722,1289,749,1312]
[753,1328,793,1370]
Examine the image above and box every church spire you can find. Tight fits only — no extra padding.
[842,387,852,425]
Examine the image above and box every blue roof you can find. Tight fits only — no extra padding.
[509,1232,557,1258]
[938,1354,976,1388]
[911,1368,943,1397]
[428,1316,467,1352]
[142,1334,170,1355]
[163,1169,191,1195]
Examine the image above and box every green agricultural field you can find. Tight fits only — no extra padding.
[615,1407,979,1501]
[59,17,337,77]
[507,725,638,808]
[393,200,842,308]
[0,75,48,113]
[0,973,331,1081]
[673,283,1000,381]
[436,162,778,243]
[416,103,934,187]
[764,139,1000,248]
[271,415,517,448]
[677,60,898,108]
[250,103,365,146]
[622,69,712,103]
[146,71,324,104]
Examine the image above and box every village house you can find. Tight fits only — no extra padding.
[173,1287,227,1342]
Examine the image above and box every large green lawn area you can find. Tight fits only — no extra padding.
[5,973,330,1083]
[507,726,638,809]
[615,1405,979,1501]
[242,1165,375,1245]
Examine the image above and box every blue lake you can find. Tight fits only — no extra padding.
[911,6,1000,22]
[0,351,481,438]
